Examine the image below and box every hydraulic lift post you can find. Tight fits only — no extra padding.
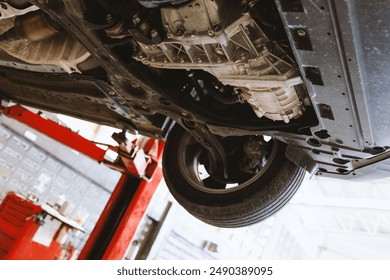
[1,104,164,260]
[79,139,164,260]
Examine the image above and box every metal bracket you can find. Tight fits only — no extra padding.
[286,144,318,177]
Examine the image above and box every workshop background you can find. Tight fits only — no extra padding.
[1,111,390,260]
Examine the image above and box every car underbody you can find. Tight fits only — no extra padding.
[0,0,389,227]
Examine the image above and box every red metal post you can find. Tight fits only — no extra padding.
[2,105,107,162]
[78,140,164,260]
[102,167,163,259]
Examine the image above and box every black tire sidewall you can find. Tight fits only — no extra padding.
[163,125,305,227]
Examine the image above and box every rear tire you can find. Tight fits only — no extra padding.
[162,125,305,228]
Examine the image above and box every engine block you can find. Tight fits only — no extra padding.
[134,0,305,122]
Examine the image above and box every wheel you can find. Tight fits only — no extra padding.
[162,125,306,228]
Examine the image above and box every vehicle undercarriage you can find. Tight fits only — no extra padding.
[0,0,389,227]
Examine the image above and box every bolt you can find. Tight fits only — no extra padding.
[212,24,221,32]
[167,33,172,39]
[216,57,222,63]
[238,64,246,74]
[106,13,114,24]
[150,57,155,62]
[208,29,215,37]
[109,91,115,96]
[176,28,185,37]
[261,45,268,52]
[163,58,169,63]
[215,47,224,56]
[191,30,198,39]
[180,57,185,63]
[150,29,159,39]
[297,29,306,37]
[197,57,203,63]
[132,14,141,26]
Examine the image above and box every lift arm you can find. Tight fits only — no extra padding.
[1,104,165,259]
[2,104,107,162]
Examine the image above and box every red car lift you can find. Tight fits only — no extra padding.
[1,104,164,259]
